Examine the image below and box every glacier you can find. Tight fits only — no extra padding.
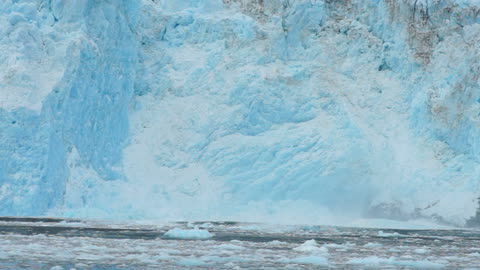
[0,0,479,226]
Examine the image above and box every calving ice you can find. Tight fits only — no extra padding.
[0,0,479,227]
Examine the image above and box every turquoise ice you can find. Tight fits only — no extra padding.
[0,0,479,226]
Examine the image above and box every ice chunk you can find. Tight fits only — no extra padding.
[269,240,287,245]
[414,248,430,254]
[348,256,445,268]
[348,256,387,266]
[378,231,407,237]
[281,256,329,266]
[293,239,328,253]
[364,242,383,248]
[164,227,213,239]
[176,257,206,267]
[215,244,245,250]
[392,259,445,268]
[323,243,348,249]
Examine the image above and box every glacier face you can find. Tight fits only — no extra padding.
[0,0,137,215]
[0,0,479,226]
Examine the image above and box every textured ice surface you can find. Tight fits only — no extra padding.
[0,0,480,226]
[0,0,138,216]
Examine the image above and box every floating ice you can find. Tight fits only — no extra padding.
[281,256,329,266]
[323,243,348,249]
[378,231,407,237]
[176,257,206,267]
[0,222,475,269]
[364,242,383,248]
[293,239,329,253]
[164,227,213,239]
[414,248,430,254]
[214,244,245,250]
[269,240,287,245]
[348,256,445,269]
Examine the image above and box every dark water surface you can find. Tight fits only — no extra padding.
[0,217,478,269]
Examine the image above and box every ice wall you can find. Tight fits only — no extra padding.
[0,0,479,226]
[0,0,137,215]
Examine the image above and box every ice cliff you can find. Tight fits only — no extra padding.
[0,0,479,226]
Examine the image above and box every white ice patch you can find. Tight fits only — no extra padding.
[414,248,430,254]
[281,256,329,266]
[364,242,383,248]
[164,227,213,239]
[269,240,287,245]
[214,244,245,250]
[348,256,445,268]
[176,257,206,267]
[378,231,407,237]
[323,243,348,249]
[293,239,329,253]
